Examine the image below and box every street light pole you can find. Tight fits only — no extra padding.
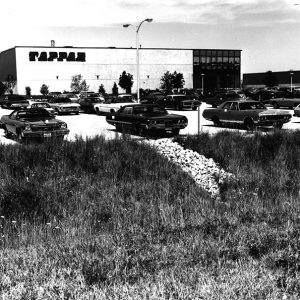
[290,72,294,92]
[201,73,205,95]
[123,18,153,103]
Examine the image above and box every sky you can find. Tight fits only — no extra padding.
[1,0,300,74]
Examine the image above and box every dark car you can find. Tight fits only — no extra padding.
[204,92,244,107]
[156,94,201,110]
[48,97,80,114]
[140,91,165,104]
[106,104,188,135]
[269,97,300,109]
[0,108,69,142]
[202,100,291,130]
[79,96,105,113]
[0,95,29,109]
[250,89,277,102]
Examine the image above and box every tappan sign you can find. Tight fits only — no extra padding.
[29,51,86,62]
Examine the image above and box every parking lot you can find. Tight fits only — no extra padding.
[0,103,299,145]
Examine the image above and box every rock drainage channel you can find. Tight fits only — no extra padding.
[144,138,235,200]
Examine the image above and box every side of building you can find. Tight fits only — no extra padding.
[243,71,300,89]
[0,46,241,95]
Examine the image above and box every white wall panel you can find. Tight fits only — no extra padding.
[15,47,193,94]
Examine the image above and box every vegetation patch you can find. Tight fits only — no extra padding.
[0,131,300,298]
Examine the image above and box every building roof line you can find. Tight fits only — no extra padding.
[6,46,242,52]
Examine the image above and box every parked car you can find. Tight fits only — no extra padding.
[79,96,105,113]
[140,92,165,104]
[202,100,291,130]
[48,97,80,114]
[269,97,300,109]
[29,102,57,115]
[94,95,136,115]
[62,93,80,103]
[204,92,244,107]
[49,91,62,97]
[156,94,201,110]
[249,89,277,102]
[79,91,104,102]
[0,95,30,109]
[293,104,300,117]
[106,104,188,135]
[0,108,69,142]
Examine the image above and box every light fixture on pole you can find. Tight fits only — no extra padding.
[123,18,153,103]
[290,71,294,92]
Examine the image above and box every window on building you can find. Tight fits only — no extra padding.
[193,56,200,65]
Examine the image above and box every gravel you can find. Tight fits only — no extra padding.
[144,138,235,199]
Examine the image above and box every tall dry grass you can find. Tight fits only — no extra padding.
[0,131,300,299]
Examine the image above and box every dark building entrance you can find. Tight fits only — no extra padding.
[193,49,241,93]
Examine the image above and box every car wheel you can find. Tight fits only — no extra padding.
[137,126,145,137]
[172,128,180,135]
[273,123,283,129]
[15,130,23,143]
[192,105,197,110]
[4,126,12,139]
[96,108,101,115]
[212,116,221,127]
[273,102,279,109]
[115,124,122,132]
[244,118,255,131]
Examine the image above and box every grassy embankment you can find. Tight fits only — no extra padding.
[0,131,300,299]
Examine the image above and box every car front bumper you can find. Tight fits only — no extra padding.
[57,107,80,114]
[21,129,70,139]
[147,123,188,131]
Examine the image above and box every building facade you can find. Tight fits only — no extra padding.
[0,46,241,95]
[243,71,300,89]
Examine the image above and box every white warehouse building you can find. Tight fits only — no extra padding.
[0,46,242,94]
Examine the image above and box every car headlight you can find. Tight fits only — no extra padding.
[60,123,67,129]
[24,124,31,131]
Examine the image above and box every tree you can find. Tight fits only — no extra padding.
[160,71,174,93]
[160,71,185,93]
[263,71,278,88]
[118,71,133,94]
[70,74,89,93]
[25,86,31,96]
[40,84,49,95]
[0,82,7,95]
[172,71,185,89]
[98,84,106,94]
[3,80,16,95]
[112,82,119,95]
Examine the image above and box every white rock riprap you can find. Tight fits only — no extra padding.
[144,138,235,199]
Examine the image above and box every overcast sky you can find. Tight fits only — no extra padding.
[1,0,300,74]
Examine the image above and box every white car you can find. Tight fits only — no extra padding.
[94,95,136,115]
[48,97,80,115]
[62,93,80,103]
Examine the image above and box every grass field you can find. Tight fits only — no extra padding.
[0,131,300,299]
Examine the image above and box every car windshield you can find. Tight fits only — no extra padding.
[173,96,186,100]
[133,106,167,114]
[53,98,72,103]
[33,103,50,108]
[87,98,102,103]
[8,96,27,101]
[17,110,52,119]
[239,102,266,110]
[116,97,135,103]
